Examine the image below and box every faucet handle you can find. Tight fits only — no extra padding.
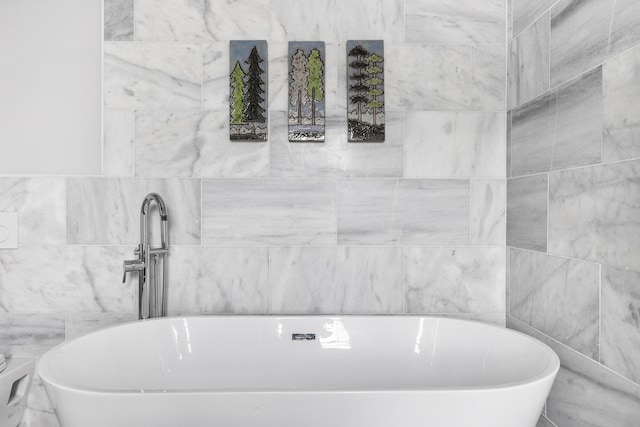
[123,259,145,283]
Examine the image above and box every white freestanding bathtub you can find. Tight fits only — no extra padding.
[38,316,559,427]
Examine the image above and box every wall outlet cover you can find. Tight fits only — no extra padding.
[0,213,18,249]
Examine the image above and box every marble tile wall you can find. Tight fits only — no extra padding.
[508,1,640,425]
[1,1,508,426]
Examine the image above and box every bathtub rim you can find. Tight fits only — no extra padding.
[38,314,560,395]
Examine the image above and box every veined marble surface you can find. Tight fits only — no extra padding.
[508,13,550,108]
[268,0,404,42]
[512,0,558,37]
[509,248,599,358]
[510,91,556,176]
[387,44,471,111]
[471,180,506,246]
[104,42,201,109]
[103,111,134,177]
[337,179,469,245]
[552,67,602,170]
[512,67,602,176]
[168,246,269,315]
[0,314,64,358]
[203,43,227,111]
[269,246,403,314]
[135,0,403,42]
[135,111,269,178]
[404,111,506,179]
[603,44,640,162]
[67,178,201,245]
[405,247,505,314]
[601,266,640,384]
[135,0,271,41]
[65,313,137,340]
[551,0,640,87]
[506,174,548,252]
[202,179,336,245]
[21,377,58,427]
[471,45,507,111]
[104,0,133,41]
[549,159,640,271]
[0,178,65,245]
[0,246,135,314]
[405,0,505,43]
[270,111,403,178]
[508,317,640,427]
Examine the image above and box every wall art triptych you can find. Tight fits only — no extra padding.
[229,40,384,143]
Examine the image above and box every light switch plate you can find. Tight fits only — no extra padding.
[0,213,18,249]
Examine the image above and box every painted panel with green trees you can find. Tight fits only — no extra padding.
[288,41,325,142]
[229,40,268,141]
[347,40,384,142]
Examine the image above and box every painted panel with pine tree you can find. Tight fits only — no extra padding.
[288,41,325,142]
[347,40,385,142]
[229,40,268,141]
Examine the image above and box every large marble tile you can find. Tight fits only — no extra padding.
[511,91,556,177]
[405,0,505,44]
[0,246,135,314]
[387,44,471,111]
[404,112,506,179]
[269,0,404,42]
[269,246,403,314]
[471,180,506,246]
[513,0,558,36]
[135,111,269,178]
[103,111,134,177]
[405,247,505,314]
[603,44,640,162]
[0,178,65,245]
[270,111,403,178]
[507,111,512,177]
[471,45,507,111]
[104,42,201,109]
[202,179,336,245]
[552,67,602,170]
[65,313,137,340]
[67,178,201,245]
[550,0,640,87]
[549,159,640,270]
[0,314,64,357]
[506,174,548,252]
[167,246,269,315]
[511,68,601,176]
[508,317,640,427]
[338,179,469,245]
[135,0,271,41]
[601,266,640,384]
[508,13,550,108]
[104,0,133,41]
[509,248,599,358]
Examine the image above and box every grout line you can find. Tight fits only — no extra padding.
[508,315,640,389]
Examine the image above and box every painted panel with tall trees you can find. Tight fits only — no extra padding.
[288,41,325,142]
[229,40,268,141]
[347,40,385,142]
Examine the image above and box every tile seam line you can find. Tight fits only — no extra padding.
[512,41,640,112]
[508,155,640,180]
[507,316,640,390]
[511,0,561,40]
